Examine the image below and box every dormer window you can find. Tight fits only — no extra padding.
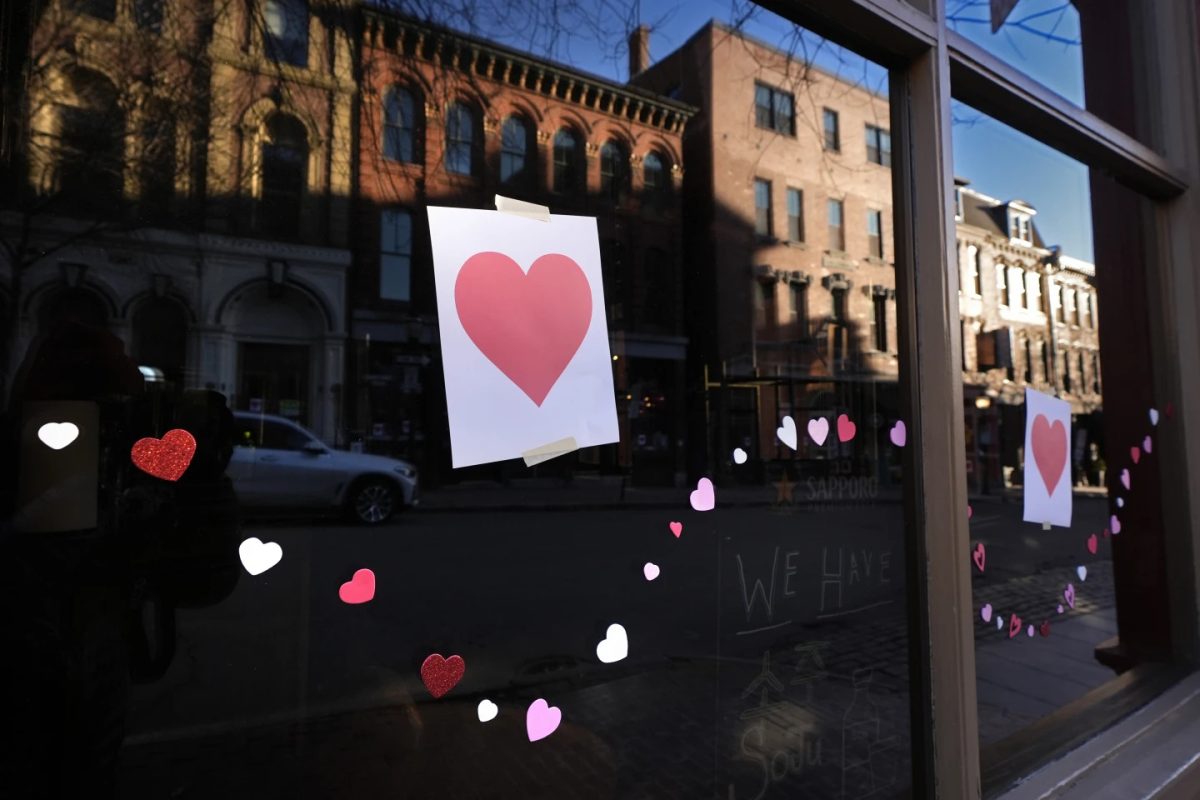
[1010,213,1031,243]
[1006,200,1036,246]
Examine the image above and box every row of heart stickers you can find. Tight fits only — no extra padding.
[773,415,906,450]
[38,422,198,484]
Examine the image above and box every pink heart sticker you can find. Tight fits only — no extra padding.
[967,505,973,520]
[1086,534,1098,554]
[1031,414,1067,495]
[526,698,562,742]
[689,479,715,512]
[980,603,993,623]
[807,417,829,446]
[668,521,683,538]
[1143,435,1152,454]
[1009,614,1022,639]
[455,252,592,406]
[972,542,986,573]
[1111,515,1121,535]
[1130,446,1141,465]
[1064,583,1075,609]
[889,420,906,447]
[1057,604,1064,614]
[339,568,376,604]
[1120,468,1131,491]
[837,414,857,443]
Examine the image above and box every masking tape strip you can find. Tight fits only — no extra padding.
[496,194,551,222]
[522,436,579,467]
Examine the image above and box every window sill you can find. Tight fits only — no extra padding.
[784,240,807,249]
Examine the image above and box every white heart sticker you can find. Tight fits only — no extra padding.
[1150,408,1159,426]
[733,447,748,464]
[643,562,660,581]
[776,416,798,450]
[477,699,499,722]
[37,422,79,450]
[239,537,283,576]
[1076,565,1087,582]
[595,623,629,664]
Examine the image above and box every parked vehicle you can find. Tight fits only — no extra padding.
[228,412,418,524]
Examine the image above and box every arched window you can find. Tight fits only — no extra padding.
[500,115,532,187]
[133,298,188,384]
[264,0,308,67]
[642,151,669,212]
[600,140,630,204]
[383,87,417,163]
[445,102,476,176]
[259,113,308,238]
[552,128,581,193]
[56,67,122,209]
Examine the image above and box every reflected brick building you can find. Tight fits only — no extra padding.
[350,9,693,485]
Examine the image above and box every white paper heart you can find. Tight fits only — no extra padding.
[477,699,499,723]
[776,417,798,450]
[643,562,660,581]
[1150,408,1160,426]
[1116,497,1124,508]
[37,422,79,450]
[1076,565,1087,582]
[733,447,748,464]
[980,603,993,623]
[807,417,829,446]
[1027,625,1035,637]
[596,623,628,664]
[239,537,283,575]
[996,616,1004,631]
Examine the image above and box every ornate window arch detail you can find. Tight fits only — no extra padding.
[239,100,323,236]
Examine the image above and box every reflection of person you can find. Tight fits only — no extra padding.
[0,321,240,798]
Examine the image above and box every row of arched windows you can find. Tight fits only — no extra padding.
[382,86,672,205]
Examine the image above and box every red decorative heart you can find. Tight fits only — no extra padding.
[836,413,857,443]
[1030,415,1067,495]
[1130,446,1141,465]
[131,429,196,481]
[972,542,986,573]
[1087,534,1098,554]
[420,653,466,699]
[1167,401,1175,419]
[1008,614,1022,639]
[1039,621,1050,637]
[455,251,592,406]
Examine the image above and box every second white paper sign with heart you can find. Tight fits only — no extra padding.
[427,206,620,468]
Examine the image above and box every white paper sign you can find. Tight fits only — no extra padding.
[427,206,619,468]
[1022,387,1073,527]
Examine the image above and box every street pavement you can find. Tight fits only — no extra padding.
[115,490,1118,799]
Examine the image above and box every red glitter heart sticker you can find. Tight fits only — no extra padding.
[131,429,196,481]
[420,653,466,699]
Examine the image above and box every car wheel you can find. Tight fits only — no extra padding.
[350,479,398,524]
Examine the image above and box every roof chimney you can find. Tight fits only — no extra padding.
[628,25,650,78]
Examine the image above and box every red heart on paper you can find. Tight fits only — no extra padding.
[455,251,592,406]
[836,413,857,443]
[1087,533,1098,554]
[420,653,466,699]
[1031,415,1067,495]
[1008,614,1022,639]
[972,542,986,573]
[1130,446,1141,465]
[131,429,196,481]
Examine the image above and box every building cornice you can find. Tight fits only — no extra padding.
[362,9,696,135]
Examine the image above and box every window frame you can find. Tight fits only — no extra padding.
[379,207,413,302]
[822,107,840,151]
[865,123,892,166]
[444,101,476,176]
[827,197,845,251]
[867,207,884,258]
[786,187,804,242]
[754,81,796,135]
[753,178,773,237]
[599,139,631,204]
[552,127,582,193]
[383,86,418,164]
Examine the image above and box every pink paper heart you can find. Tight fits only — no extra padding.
[1057,604,1064,614]
[837,413,857,443]
[668,521,683,538]
[643,562,660,581]
[1143,435,1152,454]
[1008,614,1022,639]
[526,698,562,742]
[1064,583,1075,609]
[807,417,829,446]
[339,568,376,604]
[889,420,906,447]
[1031,414,1067,495]
[1086,534,1097,554]
[972,542,986,573]
[689,479,714,512]
[1130,446,1141,465]
[967,505,973,520]
[980,603,993,623]
[455,252,592,406]
[1120,468,1131,491]
[1111,515,1121,535]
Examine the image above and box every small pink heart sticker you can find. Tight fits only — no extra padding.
[1111,515,1121,535]
[972,542,986,573]
[980,603,993,623]
[1064,583,1076,609]
[668,521,683,538]
[1143,435,1152,454]
[1009,614,1022,639]
[1086,534,1097,554]
[1120,469,1131,491]
[526,698,562,742]
[889,420,906,447]
[1131,446,1141,465]
[689,478,715,512]
[837,413,857,443]
[967,505,973,520]
[1057,604,1064,614]
[339,568,376,604]
[807,417,829,446]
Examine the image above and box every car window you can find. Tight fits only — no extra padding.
[260,420,312,451]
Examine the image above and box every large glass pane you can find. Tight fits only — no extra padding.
[953,103,1170,791]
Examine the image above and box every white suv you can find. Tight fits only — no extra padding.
[228,412,418,524]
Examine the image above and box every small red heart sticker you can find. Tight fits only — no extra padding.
[420,653,466,699]
[131,429,196,481]
[972,542,986,573]
[1039,621,1050,637]
[1008,614,1022,639]
[1087,534,1098,554]
[1130,446,1141,465]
